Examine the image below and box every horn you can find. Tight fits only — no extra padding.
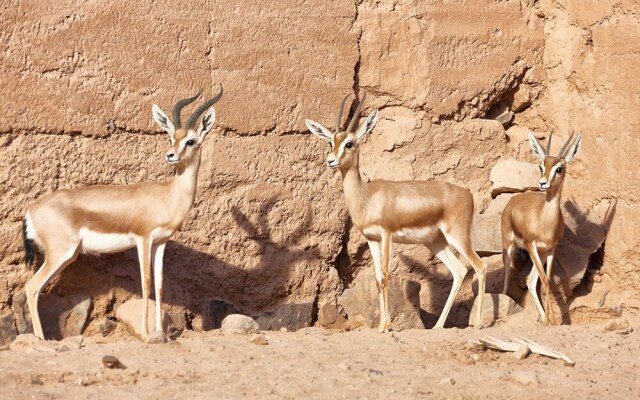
[347,90,367,132]
[172,90,203,129]
[336,94,353,132]
[558,131,575,157]
[186,84,224,129]
[546,132,553,155]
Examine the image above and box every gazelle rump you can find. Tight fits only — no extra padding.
[501,131,582,325]
[305,91,487,332]
[22,85,223,340]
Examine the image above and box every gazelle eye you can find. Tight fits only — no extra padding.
[556,166,563,174]
[539,165,543,173]
[186,139,195,146]
[345,142,353,149]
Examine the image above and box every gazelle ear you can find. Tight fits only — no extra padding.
[152,105,175,136]
[197,108,216,144]
[305,119,334,142]
[356,109,379,141]
[563,132,582,163]
[528,131,546,161]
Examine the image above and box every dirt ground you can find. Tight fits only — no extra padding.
[0,317,638,400]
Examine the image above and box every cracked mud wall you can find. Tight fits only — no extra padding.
[0,0,638,333]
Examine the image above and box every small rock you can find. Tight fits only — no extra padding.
[102,355,126,369]
[513,344,530,360]
[40,293,92,340]
[30,375,44,385]
[603,318,633,335]
[10,333,41,350]
[249,333,268,345]
[512,371,539,386]
[469,293,524,327]
[253,301,314,332]
[470,354,480,361]
[0,312,17,345]
[337,362,350,371]
[115,299,172,338]
[438,377,456,386]
[99,319,116,337]
[599,342,610,350]
[495,111,514,127]
[146,330,167,344]
[317,302,348,330]
[303,327,331,336]
[221,314,259,335]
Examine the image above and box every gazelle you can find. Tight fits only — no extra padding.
[501,131,582,325]
[22,85,223,340]
[305,91,487,332]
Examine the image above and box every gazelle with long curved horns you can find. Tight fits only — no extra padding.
[501,131,582,325]
[305,91,487,332]
[22,85,223,340]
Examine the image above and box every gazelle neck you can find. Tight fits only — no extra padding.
[541,184,562,224]
[340,154,367,223]
[170,148,202,209]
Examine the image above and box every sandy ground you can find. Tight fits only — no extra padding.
[0,319,638,400]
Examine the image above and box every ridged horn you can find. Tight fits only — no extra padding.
[347,90,367,132]
[172,90,203,129]
[546,132,553,155]
[336,94,353,132]
[558,131,575,157]
[186,84,224,130]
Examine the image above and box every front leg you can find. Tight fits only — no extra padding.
[380,232,392,333]
[545,251,558,325]
[152,243,167,333]
[368,239,390,333]
[135,237,152,338]
[526,242,556,326]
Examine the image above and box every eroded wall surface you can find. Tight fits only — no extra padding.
[0,0,637,334]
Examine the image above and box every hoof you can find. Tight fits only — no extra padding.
[146,329,167,344]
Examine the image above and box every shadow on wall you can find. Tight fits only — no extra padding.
[29,194,321,334]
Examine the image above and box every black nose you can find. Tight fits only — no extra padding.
[167,153,175,158]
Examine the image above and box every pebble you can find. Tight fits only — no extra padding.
[513,344,530,360]
[438,377,456,386]
[102,355,126,369]
[512,371,539,386]
[249,333,269,345]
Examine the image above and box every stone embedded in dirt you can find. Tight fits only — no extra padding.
[338,268,424,331]
[317,302,348,330]
[0,312,17,345]
[511,371,539,386]
[39,293,92,340]
[57,335,86,352]
[438,377,456,386]
[489,159,539,197]
[99,319,116,337]
[10,333,42,350]
[147,329,168,344]
[469,293,524,327]
[249,333,269,345]
[115,299,172,338]
[253,301,314,332]
[102,355,126,369]
[221,314,260,335]
[196,299,240,331]
[602,318,633,335]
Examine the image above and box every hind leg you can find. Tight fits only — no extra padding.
[427,236,468,329]
[502,244,515,295]
[25,244,80,339]
[442,231,487,329]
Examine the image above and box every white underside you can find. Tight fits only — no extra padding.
[80,229,136,254]
[362,225,441,244]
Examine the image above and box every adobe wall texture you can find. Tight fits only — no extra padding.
[0,0,638,336]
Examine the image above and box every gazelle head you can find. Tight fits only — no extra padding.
[152,84,223,166]
[305,90,379,171]
[528,131,582,192]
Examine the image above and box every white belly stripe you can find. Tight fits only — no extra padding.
[80,229,135,254]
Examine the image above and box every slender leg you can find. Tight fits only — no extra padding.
[367,240,386,332]
[502,244,515,295]
[442,232,486,329]
[380,232,392,333]
[152,243,166,333]
[135,237,152,338]
[526,242,555,325]
[429,244,468,329]
[526,267,545,321]
[545,251,557,324]
[25,245,80,339]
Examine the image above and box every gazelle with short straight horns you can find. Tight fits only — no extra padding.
[22,85,223,340]
[501,131,582,325]
[305,91,487,332]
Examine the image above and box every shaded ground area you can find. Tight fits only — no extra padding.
[1,319,638,399]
